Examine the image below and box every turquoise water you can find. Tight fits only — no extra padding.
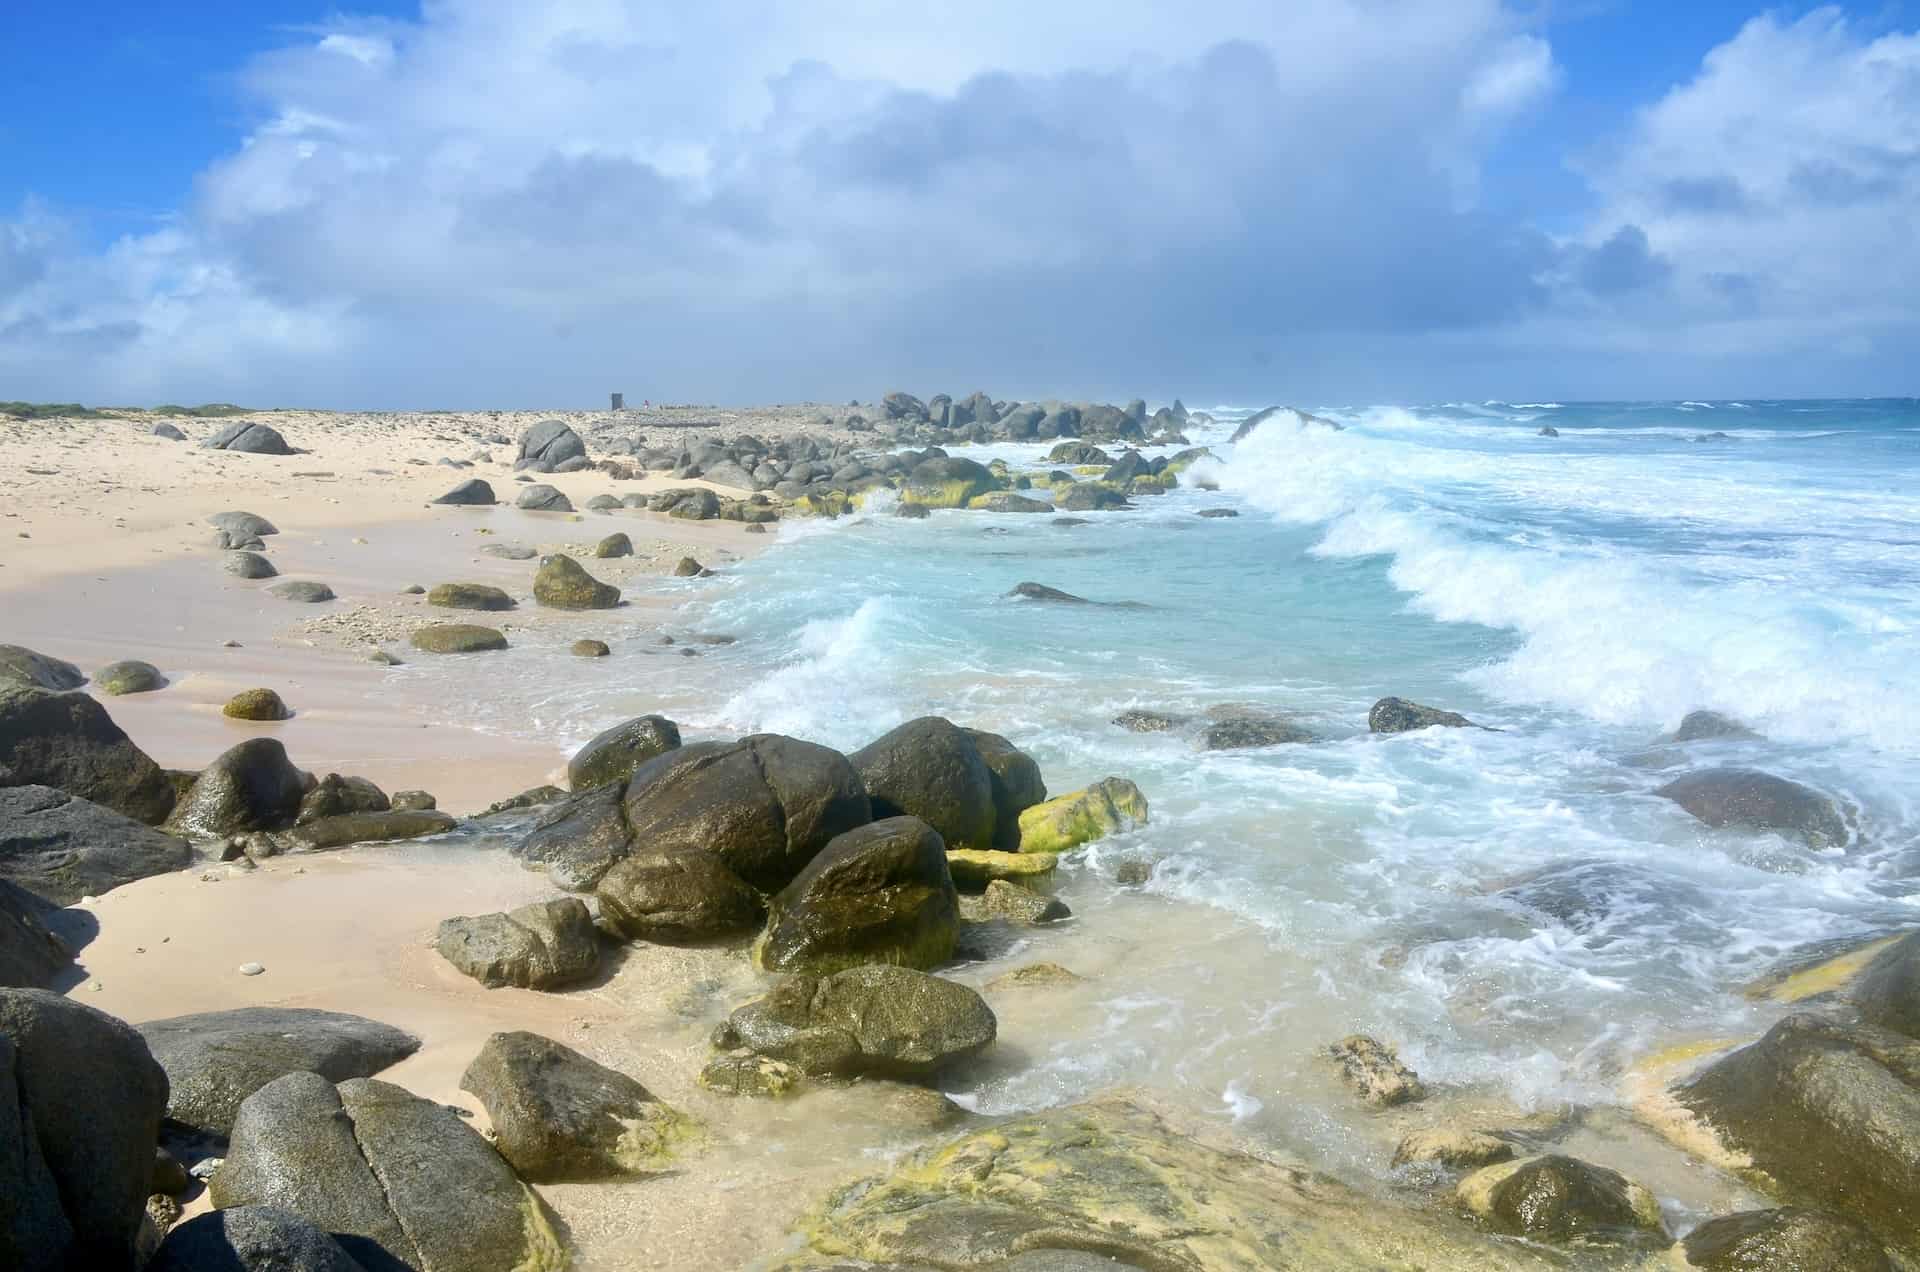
[438,399,1920,1163]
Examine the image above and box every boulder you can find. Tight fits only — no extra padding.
[433,478,496,506]
[435,898,600,990]
[1655,768,1848,846]
[151,421,187,441]
[532,554,620,609]
[391,790,435,811]
[594,532,632,558]
[95,660,164,696]
[267,580,334,603]
[1229,404,1345,443]
[1369,697,1475,733]
[1329,1034,1425,1107]
[211,529,266,550]
[882,391,929,422]
[137,1006,420,1137]
[968,878,1070,925]
[1015,777,1148,854]
[596,847,763,941]
[222,688,290,721]
[427,582,515,612]
[904,456,1000,508]
[659,487,722,520]
[757,817,959,974]
[221,550,277,579]
[1678,1208,1890,1271]
[515,483,573,512]
[699,1050,800,1098]
[1057,482,1131,511]
[571,639,610,658]
[460,1031,697,1182]
[850,717,997,851]
[567,715,681,791]
[515,420,586,472]
[410,624,508,653]
[715,964,995,1080]
[212,1072,564,1272]
[515,783,632,890]
[165,738,309,839]
[945,848,1058,890]
[1671,710,1760,742]
[0,684,176,824]
[767,1094,1561,1271]
[1114,709,1188,732]
[278,809,455,851]
[967,492,1050,513]
[1674,1014,1920,1249]
[1392,1127,1515,1170]
[0,785,191,904]
[208,510,280,537]
[671,556,706,577]
[1202,714,1313,749]
[296,774,390,824]
[480,785,566,816]
[0,989,170,1270]
[202,421,293,455]
[1855,931,1920,1039]
[963,728,1046,851]
[148,1206,370,1272]
[1458,1154,1667,1248]
[478,543,537,560]
[0,880,75,988]
[0,645,85,691]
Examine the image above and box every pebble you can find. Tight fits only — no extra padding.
[239,962,265,976]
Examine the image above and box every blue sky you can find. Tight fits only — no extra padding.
[2,1,1915,406]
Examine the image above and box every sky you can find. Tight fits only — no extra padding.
[1,1,1915,408]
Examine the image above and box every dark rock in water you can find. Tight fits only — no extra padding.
[1057,483,1131,511]
[657,487,722,520]
[0,645,85,691]
[892,502,930,520]
[0,785,191,904]
[410,624,508,653]
[267,580,334,603]
[150,422,187,441]
[297,774,390,823]
[1458,1154,1666,1248]
[202,421,293,455]
[515,483,573,512]
[533,554,620,609]
[95,659,164,695]
[966,878,1071,925]
[221,550,277,579]
[481,784,566,817]
[1007,581,1144,608]
[1670,709,1760,742]
[1496,858,1707,933]
[436,898,600,990]
[594,532,632,559]
[758,817,959,974]
[1695,431,1733,443]
[850,717,997,852]
[1369,696,1476,733]
[597,847,763,941]
[1676,1014,1920,1252]
[905,456,1000,508]
[1229,404,1345,443]
[963,728,1047,851]
[148,1206,371,1272]
[460,1031,695,1182]
[1538,425,1559,437]
[211,1071,565,1271]
[1329,1034,1425,1107]
[1680,1208,1890,1271]
[515,419,586,472]
[1114,709,1188,733]
[0,988,170,1269]
[584,493,621,511]
[1197,507,1239,518]
[208,511,280,538]
[514,783,639,891]
[478,542,538,560]
[138,1006,420,1137]
[571,639,610,658]
[427,582,514,612]
[391,789,436,812]
[1202,714,1313,749]
[1655,767,1847,846]
[1853,931,1920,1040]
[433,478,496,505]
[222,688,290,721]
[767,1094,1564,1270]
[672,556,707,577]
[279,809,455,851]
[0,684,176,824]
[969,492,1051,513]
[568,715,681,792]
[1047,442,1111,465]
[1051,516,1089,527]
[0,879,75,989]
[714,964,995,1080]
[166,738,309,839]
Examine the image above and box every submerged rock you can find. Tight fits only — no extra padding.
[1369,696,1476,733]
[1670,710,1761,742]
[1329,1034,1426,1107]
[1113,708,1188,733]
[1202,713,1313,749]
[460,1031,697,1182]
[0,683,176,824]
[1392,1127,1514,1170]
[571,639,610,658]
[1015,777,1148,854]
[436,898,600,990]
[757,817,959,974]
[1678,1207,1890,1271]
[1457,1154,1667,1248]
[0,785,191,904]
[1854,930,1920,1039]
[1655,767,1848,846]
[715,964,995,1080]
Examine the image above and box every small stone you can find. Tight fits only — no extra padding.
[1115,858,1154,886]
[1329,1034,1425,1106]
[699,1049,800,1098]
[571,639,611,657]
[238,962,265,976]
[223,688,291,721]
[1393,1127,1515,1169]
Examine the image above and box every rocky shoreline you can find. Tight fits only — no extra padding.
[1,406,1914,1270]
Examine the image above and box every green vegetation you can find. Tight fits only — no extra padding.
[149,403,252,417]
[0,400,256,420]
[0,402,112,419]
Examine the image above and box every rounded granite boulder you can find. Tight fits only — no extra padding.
[410,624,508,654]
[95,660,165,696]
[532,554,620,610]
[223,689,291,721]
[426,582,515,612]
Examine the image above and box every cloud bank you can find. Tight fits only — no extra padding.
[0,2,1913,406]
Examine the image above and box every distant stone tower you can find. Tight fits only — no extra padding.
[611,392,625,411]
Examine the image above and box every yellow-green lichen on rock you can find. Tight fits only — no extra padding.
[946,848,1059,889]
[1015,777,1148,853]
[791,490,851,518]
[768,1094,1562,1270]
[901,479,980,509]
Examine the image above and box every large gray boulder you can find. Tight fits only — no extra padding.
[166,738,311,839]
[514,420,586,472]
[1855,930,1920,1039]
[212,1072,564,1272]
[964,729,1047,851]
[0,785,192,904]
[514,483,573,512]
[208,511,279,537]
[0,645,85,691]
[850,717,997,852]
[148,1206,371,1272]
[0,684,176,824]
[596,847,763,942]
[1456,1154,1667,1249]
[514,782,632,890]
[532,554,619,609]
[0,989,170,1271]
[460,1031,696,1182]
[714,964,995,1080]
[279,809,456,851]
[566,715,681,791]
[1655,767,1848,846]
[202,421,294,455]
[138,1006,420,1137]
[435,898,600,990]
[0,880,75,988]
[295,773,390,824]
[757,817,959,974]
[433,478,496,506]
[1678,1208,1890,1271]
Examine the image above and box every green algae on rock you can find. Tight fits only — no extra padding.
[410,624,508,653]
[532,554,620,610]
[1014,777,1148,853]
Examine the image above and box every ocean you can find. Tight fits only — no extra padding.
[415,397,1920,1185]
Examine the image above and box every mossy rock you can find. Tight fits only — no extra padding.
[1015,777,1148,853]
[946,848,1058,890]
[532,554,620,610]
[571,639,610,658]
[96,660,165,695]
[755,817,959,975]
[223,688,290,721]
[1457,1155,1667,1249]
[966,492,1051,513]
[791,490,851,518]
[426,582,515,611]
[594,533,633,558]
[410,624,508,653]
